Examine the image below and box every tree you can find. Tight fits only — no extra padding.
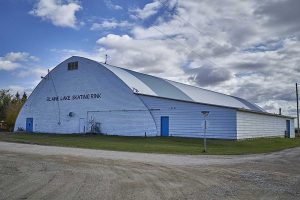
[5,101,23,131]
[15,92,20,100]
[0,89,26,131]
[0,89,12,121]
[21,92,27,103]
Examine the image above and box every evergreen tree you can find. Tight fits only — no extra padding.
[0,89,12,121]
[0,89,26,131]
[6,101,23,131]
[15,92,20,100]
[22,92,27,103]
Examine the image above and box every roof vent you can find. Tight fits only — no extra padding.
[68,62,78,70]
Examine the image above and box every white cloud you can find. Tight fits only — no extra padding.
[5,52,28,62]
[51,48,106,63]
[16,67,49,78]
[0,60,19,71]
[55,0,300,117]
[90,19,132,30]
[0,52,48,95]
[96,34,187,78]
[187,64,233,86]
[30,0,82,28]
[7,85,32,95]
[127,0,300,116]
[0,52,39,71]
[130,0,162,20]
[104,0,123,10]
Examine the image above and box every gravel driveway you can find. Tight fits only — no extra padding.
[0,142,299,199]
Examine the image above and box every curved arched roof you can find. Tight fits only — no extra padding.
[97,62,264,112]
[70,56,263,112]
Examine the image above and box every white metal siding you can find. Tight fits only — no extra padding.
[237,111,295,139]
[139,95,237,139]
[87,110,156,136]
[14,56,295,139]
[290,119,295,138]
[14,57,157,135]
[289,119,295,138]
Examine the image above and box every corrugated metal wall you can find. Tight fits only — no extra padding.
[236,111,295,139]
[139,95,237,139]
[15,56,295,139]
[87,110,157,136]
[14,57,157,135]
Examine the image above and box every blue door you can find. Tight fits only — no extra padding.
[286,120,290,137]
[26,118,33,132]
[161,116,169,136]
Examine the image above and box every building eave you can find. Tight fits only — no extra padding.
[237,108,295,119]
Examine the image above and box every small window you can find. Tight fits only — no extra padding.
[68,62,78,70]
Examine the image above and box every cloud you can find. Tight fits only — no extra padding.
[90,19,133,30]
[230,81,296,116]
[7,85,33,95]
[104,0,123,10]
[0,52,38,71]
[187,64,232,86]
[255,0,300,37]
[4,52,37,62]
[233,62,267,71]
[30,0,82,28]
[50,48,106,63]
[96,34,187,77]
[0,60,19,71]
[53,0,300,117]
[0,52,48,96]
[16,67,48,78]
[260,100,296,116]
[130,0,162,20]
[243,39,284,53]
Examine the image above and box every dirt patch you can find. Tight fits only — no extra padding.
[0,142,299,200]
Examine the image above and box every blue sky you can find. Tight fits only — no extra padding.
[0,0,172,90]
[0,0,149,67]
[0,0,300,116]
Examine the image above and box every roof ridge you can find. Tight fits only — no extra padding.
[73,56,264,112]
[99,61,236,98]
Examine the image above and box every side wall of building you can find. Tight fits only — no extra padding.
[139,95,237,139]
[14,57,157,136]
[236,111,295,139]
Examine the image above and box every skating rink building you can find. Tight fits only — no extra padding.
[14,56,295,139]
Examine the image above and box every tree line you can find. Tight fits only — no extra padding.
[0,89,27,131]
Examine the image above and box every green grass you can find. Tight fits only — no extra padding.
[0,132,299,155]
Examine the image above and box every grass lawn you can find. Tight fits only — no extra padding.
[0,132,299,155]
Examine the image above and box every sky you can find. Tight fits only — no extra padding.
[0,0,299,117]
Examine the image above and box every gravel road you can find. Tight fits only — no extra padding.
[0,141,300,200]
